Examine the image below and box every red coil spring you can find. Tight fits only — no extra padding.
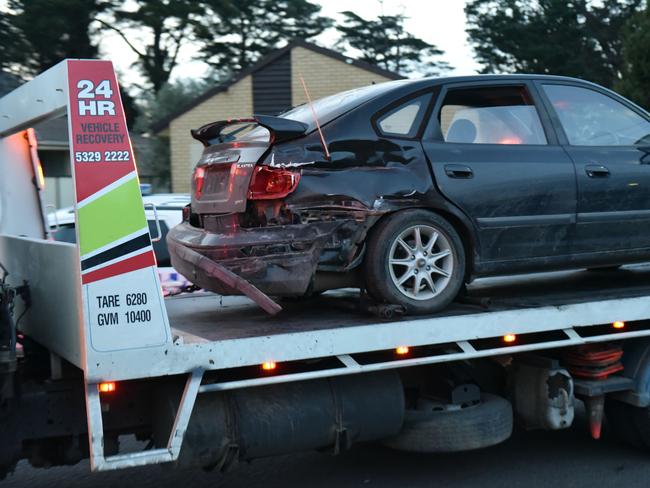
[564,343,624,380]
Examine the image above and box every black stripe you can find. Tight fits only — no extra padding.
[477,213,576,228]
[578,209,650,223]
[81,233,151,271]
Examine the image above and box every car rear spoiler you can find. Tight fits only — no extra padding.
[190,115,309,147]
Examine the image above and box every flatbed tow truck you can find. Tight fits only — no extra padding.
[2,59,650,478]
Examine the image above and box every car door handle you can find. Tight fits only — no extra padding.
[585,164,610,178]
[444,164,474,179]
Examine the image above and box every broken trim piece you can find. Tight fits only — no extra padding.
[169,242,283,316]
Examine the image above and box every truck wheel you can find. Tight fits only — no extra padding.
[605,399,646,448]
[383,393,513,453]
[364,210,465,314]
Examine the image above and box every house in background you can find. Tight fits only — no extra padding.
[153,39,402,193]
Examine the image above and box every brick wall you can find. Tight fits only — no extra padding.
[169,76,253,192]
[290,46,394,105]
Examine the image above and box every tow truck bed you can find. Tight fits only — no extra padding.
[169,265,650,344]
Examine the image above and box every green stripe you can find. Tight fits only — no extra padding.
[78,177,148,256]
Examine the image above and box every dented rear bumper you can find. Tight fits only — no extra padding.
[167,220,344,298]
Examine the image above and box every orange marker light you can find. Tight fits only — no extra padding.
[99,382,116,393]
[503,334,517,343]
[396,346,410,355]
[613,321,625,329]
[261,361,277,371]
[36,163,45,190]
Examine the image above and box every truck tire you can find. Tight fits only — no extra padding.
[383,393,513,453]
[364,210,465,315]
[604,339,650,449]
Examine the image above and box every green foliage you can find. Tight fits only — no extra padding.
[7,0,108,75]
[465,0,643,88]
[101,0,201,92]
[618,7,650,110]
[195,0,332,76]
[336,11,449,76]
[134,78,210,133]
[1,1,139,122]
[0,11,25,74]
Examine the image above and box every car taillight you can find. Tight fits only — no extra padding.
[248,166,301,200]
[193,166,206,198]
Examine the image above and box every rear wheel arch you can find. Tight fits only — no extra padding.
[429,206,477,281]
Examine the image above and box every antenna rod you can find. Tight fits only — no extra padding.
[0,260,8,283]
[299,74,330,160]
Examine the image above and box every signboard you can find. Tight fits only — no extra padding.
[66,60,169,352]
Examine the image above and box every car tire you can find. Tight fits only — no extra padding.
[383,393,513,453]
[364,210,465,314]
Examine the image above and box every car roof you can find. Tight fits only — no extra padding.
[427,73,595,84]
[388,73,604,93]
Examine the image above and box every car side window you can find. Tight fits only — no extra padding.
[542,84,650,146]
[377,94,431,138]
[437,85,547,145]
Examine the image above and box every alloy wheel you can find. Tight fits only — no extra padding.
[387,224,454,301]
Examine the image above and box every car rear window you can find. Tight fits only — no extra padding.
[281,80,409,131]
[216,80,409,144]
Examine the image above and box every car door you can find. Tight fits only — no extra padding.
[420,81,577,267]
[536,82,650,253]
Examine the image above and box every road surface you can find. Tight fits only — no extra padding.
[3,412,649,487]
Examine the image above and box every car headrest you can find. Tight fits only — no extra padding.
[446,118,477,143]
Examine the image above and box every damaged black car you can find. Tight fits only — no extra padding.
[167,75,650,315]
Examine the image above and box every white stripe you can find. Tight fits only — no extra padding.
[80,226,150,261]
[77,171,138,208]
[81,246,154,275]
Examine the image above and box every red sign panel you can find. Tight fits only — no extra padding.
[67,60,135,202]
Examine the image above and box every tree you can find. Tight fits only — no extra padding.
[134,78,210,134]
[0,10,25,75]
[8,0,107,75]
[96,0,201,92]
[336,11,449,76]
[134,79,211,189]
[579,0,644,83]
[618,7,650,110]
[465,0,643,88]
[195,0,332,77]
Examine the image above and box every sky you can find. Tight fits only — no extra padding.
[315,0,481,75]
[101,0,481,89]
